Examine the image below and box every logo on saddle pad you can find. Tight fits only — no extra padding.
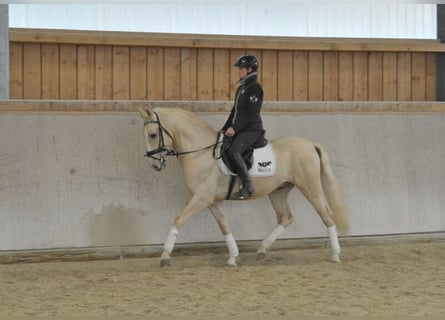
[219,143,277,177]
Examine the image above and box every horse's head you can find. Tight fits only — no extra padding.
[138,107,174,171]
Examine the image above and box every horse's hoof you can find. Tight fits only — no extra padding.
[160,259,171,268]
[331,254,341,263]
[256,251,267,260]
[226,256,238,267]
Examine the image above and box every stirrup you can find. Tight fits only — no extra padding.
[236,186,254,200]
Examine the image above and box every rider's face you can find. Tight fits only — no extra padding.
[237,67,248,79]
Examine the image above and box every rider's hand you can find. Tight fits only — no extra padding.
[225,127,235,137]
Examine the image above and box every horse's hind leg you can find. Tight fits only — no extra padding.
[208,204,239,267]
[257,185,294,260]
[300,188,341,263]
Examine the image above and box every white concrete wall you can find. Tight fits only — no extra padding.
[0,107,444,251]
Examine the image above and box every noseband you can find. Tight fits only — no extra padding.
[143,112,221,171]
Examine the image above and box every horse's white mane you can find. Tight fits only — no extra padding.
[156,107,217,134]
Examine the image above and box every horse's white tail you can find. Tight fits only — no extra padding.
[315,144,349,234]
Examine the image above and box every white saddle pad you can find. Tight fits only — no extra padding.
[219,142,277,177]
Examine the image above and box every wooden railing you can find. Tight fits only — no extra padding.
[9,28,445,101]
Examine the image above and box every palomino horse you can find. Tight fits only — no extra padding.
[138,107,348,268]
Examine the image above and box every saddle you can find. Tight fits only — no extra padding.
[217,132,276,200]
[220,134,268,174]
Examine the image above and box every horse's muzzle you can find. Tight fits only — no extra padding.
[151,157,166,171]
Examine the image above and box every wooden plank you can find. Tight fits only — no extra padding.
[77,45,95,99]
[277,51,293,101]
[60,44,78,99]
[197,48,213,100]
[323,51,339,101]
[11,28,445,52]
[146,47,164,100]
[214,49,230,100]
[353,52,368,100]
[338,52,353,101]
[130,47,147,100]
[397,52,412,101]
[95,45,112,100]
[23,43,41,99]
[308,51,323,100]
[425,52,436,101]
[41,44,59,99]
[293,51,308,101]
[113,46,130,100]
[164,48,181,100]
[368,52,383,100]
[9,43,23,99]
[262,50,277,101]
[383,52,397,101]
[180,48,197,100]
[411,52,426,101]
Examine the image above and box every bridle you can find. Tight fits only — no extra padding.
[143,112,221,171]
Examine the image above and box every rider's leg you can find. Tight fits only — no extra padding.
[227,131,261,199]
[230,152,254,199]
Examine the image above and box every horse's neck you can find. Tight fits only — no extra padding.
[161,109,217,152]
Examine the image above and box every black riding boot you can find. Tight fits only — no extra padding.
[231,153,255,199]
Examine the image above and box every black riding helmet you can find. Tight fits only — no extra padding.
[234,55,259,73]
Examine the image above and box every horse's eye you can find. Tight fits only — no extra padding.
[149,133,157,139]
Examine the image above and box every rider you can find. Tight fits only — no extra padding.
[221,54,265,199]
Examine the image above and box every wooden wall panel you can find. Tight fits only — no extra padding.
[77,45,95,100]
[262,50,278,101]
[113,46,130,100]
[95,46,112,100]
[164,48,181,100]
[308,51,323,100]
[130,47,147,100]
[60,44,77,99]
[293,51,308,101]
[383,52,397,100]
[41,44,59,99]
[9,43,23,99]
[197,48,213,100]
[180,48,197,100]
[353,52,368,100]
[425,53,437,101]
[146,47,164,100]
[9,30,440,102]
[338,52,353,101]
[411,52,426,101]
[214,49,230,101]
[397,52,412,101]
[277,51,293,101]
[324,52,339,100]
[217,49,234,100]
[23,43,41,99]
[368,52,383,100]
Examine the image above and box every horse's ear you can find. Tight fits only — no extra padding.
[138,107,152,119]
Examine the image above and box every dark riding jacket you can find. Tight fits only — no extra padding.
[222,72,264,134]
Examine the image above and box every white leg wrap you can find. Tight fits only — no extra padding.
[328,225,340,254]
[262,224,285,249]
[163,226,179,254]
[225,233,239,257]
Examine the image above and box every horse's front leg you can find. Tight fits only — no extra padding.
[160,196,209,268]
[208,204,239,267]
